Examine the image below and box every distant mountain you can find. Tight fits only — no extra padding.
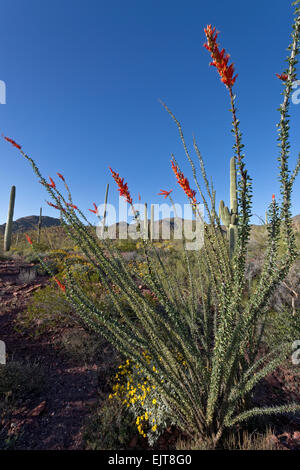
[0,215,61,234]
[1,214,300,236]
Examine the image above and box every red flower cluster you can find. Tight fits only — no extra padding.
[204,25,237,88]
[158,189,173,199]
[171,160,197,204]
[47,176,56,188]
[66,203,78,210]
[272,194,275,200]
[54,277,66,293]
[88,202,98,214]
[57,172,65,182]
[109,167,133,204]
[3,135,22,150]
[46,201,66,212]
[276,73,288,81]
[25,234,33,245]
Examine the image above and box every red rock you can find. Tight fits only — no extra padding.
[27,401,46,417]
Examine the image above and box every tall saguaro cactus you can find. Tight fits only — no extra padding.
[4,185,16,252]
[102,183,109,229]
[143,203,148,240]
[219,157,238,257]
[37,207,42,244]
[150,204,155,241]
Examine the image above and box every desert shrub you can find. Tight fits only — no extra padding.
[14,270,134,338]
[56,328,107,364]
[0,360,46,400]
[264,309,300,348]
[0,360,46,449]
[83,395,139,450]
[115,239,137,253]
[269,258,300,314]
[175,428,279,450]
[14,284,77,337]
[108,352,188,446]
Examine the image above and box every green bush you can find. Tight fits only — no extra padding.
[264,309,300,348]
[115,239,137,252]
[56,328,107,364]
[83,395,140,450]
[0,360,46,400]
[14,284,77,337]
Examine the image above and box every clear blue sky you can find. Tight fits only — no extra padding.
[1,0,299,225]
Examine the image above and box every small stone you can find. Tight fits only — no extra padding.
[27,401,46,417]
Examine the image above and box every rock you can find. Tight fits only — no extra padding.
[27,401,46,417]
[293,431,300,440]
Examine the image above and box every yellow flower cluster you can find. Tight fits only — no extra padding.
[127,260,148,279]
[108,350,187,439]
[108,353,162,438]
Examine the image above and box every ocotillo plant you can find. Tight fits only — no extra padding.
[4,0,300,447]
[4,185,16,252]
[219,157,238,258]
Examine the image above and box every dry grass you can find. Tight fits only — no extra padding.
[175,428,280,450]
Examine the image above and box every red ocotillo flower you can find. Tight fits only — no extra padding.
[138,192,141,202]
[66,203,78,210]
[109,167,133,204]
[158,189,173,199]
[272,194,275,200]
[25,234,33,245]
[46,201,66,212]
[3,135,22,150]
[88,202,98,214]
[47,201,60,210]
[54,278,66,293]
[57,172,65,182]
[276,73,288,81]
[204,25,238,88]
[47,176,56,188]
[171,160,197,204]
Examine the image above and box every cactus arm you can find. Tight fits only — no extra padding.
[150,204,154,241]
[230,157,238,216]
[4,185,16,252]
[219,157,238,258]
[144,202,148,240]
[103,183,109,229]
[37,207,42,244]
[219,200,231,228]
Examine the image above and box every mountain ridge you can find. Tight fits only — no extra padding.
[1,214,300,235]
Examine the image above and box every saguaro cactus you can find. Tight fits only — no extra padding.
[103,183,109,229]
[150,204,155,241]
[4,185,16,251]
[37,207,42,244]
[143,203,148,240]
[219,157,238,257]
